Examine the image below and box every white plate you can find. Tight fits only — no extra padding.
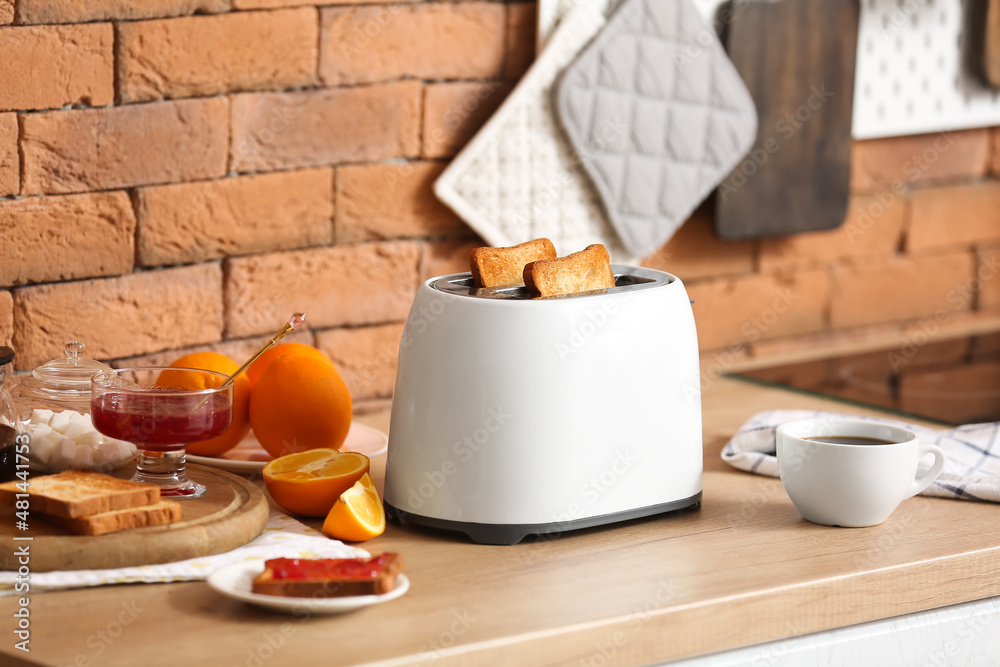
[187,422,388,474]
[207,561,409,615]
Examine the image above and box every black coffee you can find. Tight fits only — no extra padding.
[803,435,896,445]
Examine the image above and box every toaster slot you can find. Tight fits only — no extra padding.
[614,274,656,288]
[432,267,668,299]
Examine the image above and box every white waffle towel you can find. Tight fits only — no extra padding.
[0,500,365,595]
[722,410,1000,503]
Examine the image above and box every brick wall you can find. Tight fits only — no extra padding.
[1,2,998,416]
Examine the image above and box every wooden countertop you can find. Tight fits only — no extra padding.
[3,376,999,667]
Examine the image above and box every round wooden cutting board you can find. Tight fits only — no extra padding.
[0,464,269,572]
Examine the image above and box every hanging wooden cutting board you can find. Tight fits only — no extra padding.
[714,0,859,240]
[977,0,1000,87]
[0,463,268,572]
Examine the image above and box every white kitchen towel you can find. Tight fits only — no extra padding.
[0,501,366,596]
[722,410,1000,503]
[433,1,636,263]
[536,0,624,54]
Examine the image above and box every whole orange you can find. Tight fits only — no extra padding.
[160,352,252,457]
[246,343,331,388]
[249,353,353,459]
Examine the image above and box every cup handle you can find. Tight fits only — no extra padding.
[905,444,947,499]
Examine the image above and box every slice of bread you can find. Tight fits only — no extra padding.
[469,238,557,288]
[42,499,183,536]
[523,244,616,298]
[252,553,403,598]
[0,469,159,519]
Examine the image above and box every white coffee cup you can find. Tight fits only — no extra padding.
[776,418,947,527]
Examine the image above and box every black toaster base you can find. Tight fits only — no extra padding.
[385,493,702,546]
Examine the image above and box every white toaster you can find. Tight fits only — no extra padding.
[383,266,702,544]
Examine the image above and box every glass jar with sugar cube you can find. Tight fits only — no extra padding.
[12,341,137,473]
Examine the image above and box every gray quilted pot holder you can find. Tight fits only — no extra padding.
[553,0,758,257]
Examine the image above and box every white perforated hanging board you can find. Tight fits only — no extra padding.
[537,0,1000,139]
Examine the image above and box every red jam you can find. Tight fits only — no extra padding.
[265,555,393,581]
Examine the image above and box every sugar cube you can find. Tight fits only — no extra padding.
[71,445,94,469]
[29,409,54,425]
[67,410,91,427]
[76,429,100,446]
[29,431,58,465]
[48,411,72,434]
[62,419,90,440]
[50,437,77,469]
[94,441,115,466]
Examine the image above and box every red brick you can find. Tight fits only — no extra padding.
[993,127,1000,176]
[784,350,897,411]
[315,323,404,401]
[234,0,377,6]
[971,331,1000,359]
[822,339,973,400]
[118,10,318,103]
[419,239,481,282]
[234,0,309,6]
[821,352,898,412]
[336,162,467,243]
[353,397,392,415]
[907,182,1000,252]
[829,252,975,329]
[21,98,228,195]
[641,210,755,280]
[320,4,506,85]
[850,129,990,192]
[422,81,512,159]
[741,359,829,391]
[224,241,421,338]
[978,245,1000,310]
[0,113,16,197]
[0,1,12,24]
[687,269,830,351]
[0,192,135,287]
[231,83,421,172]
[113,328,314,368]
[15,0,229,23]
[137,169,334,266]
[898,361,1000,424]
[0,24,113,112]
[0,291,11,346]
[759,192,907,270]
[505,2,537,80]
[11,263,223,370]
[899,338,972,368]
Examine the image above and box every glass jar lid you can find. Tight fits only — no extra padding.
[19,341,111,402]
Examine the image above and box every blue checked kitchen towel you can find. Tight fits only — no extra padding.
[722,410,1000,503]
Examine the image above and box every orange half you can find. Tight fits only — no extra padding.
[263,449,370,518]
[322,473,385,542]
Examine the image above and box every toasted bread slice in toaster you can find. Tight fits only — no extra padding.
[523,244,615,298]
[469,238,557,288]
